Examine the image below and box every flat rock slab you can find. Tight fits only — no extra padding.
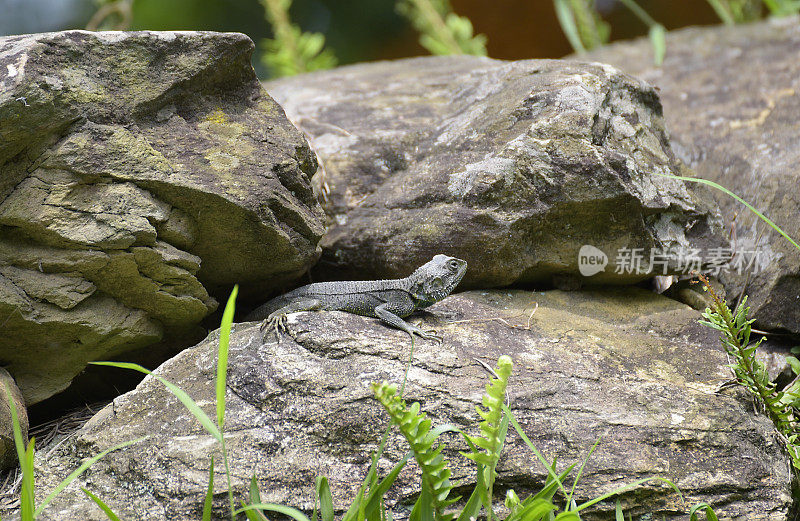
[582,18,800,334]
[32,289,790,520]
[0,31,325,403]
[265,56,725,288]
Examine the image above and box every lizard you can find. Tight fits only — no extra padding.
[245,254,467,343]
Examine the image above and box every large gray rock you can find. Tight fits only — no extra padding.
[265,56,725,288]
[0,31,325,403]
[31,289,790,520]
[581,17,800,334]
[0,367,27,471]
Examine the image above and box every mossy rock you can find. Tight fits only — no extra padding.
[0,31,325,403]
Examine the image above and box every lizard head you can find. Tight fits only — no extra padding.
[409,254,468,307]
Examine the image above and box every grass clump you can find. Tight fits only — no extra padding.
[3,381,142,520]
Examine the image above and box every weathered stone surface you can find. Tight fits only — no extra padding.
[32,289,790,520]
[0,367,27,471]
[581,17,800,334]
[265,56,725,288]
[0,31,325,403]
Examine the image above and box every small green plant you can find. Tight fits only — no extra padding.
[369,356,708,521]
[553,0,610,53]
[396,0,487,56]
[94,285,240,519]
[85,0,133,31]
[657,172,800,473]
[3,383,141,520]
[554,0,665,65]
[698,274,800,470]
[458,355,512,519]
[705,0,762,24]
[259,0,338,77]
[372,382,457,520]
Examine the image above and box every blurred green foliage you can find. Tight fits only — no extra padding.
[6,0,800,79]
[396,0,487,56]
[259,0,337,77]
[125,0,407,77]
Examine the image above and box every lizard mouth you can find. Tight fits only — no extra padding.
[439,262,467,299]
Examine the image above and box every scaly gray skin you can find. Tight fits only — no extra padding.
[246,254,467,343]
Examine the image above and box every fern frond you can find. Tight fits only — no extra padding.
[461,356,512,479]
[697,274,800,471]
[372,383,457,521]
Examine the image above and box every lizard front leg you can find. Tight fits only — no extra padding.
[261,298,323,342]
[374,303,442,344]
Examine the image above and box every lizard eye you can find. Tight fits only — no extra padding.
[448,260,460,271]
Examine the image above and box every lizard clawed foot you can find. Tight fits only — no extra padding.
[260,313,289,343]
[408,328,443,344]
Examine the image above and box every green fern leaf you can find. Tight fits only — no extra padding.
[460,355,513,493]
[373,382,456,521]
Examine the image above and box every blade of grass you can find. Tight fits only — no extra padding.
[243,476,269,521]
[617,0,658,25]
[216,286,238,519]
[409,484,433,521]
[82,488,122,521]
[615,499,624,521]
[503,404,570,498]
[574,476,684,512]
[455,461,485,521]
[242,501,270,521]
[317,476,334,521]
[648,24,666,66]
[512,498,557,521]
[554,0,586,53]
[653,173,800,252]
[90,362,222,441]
[689,503,719,521]
[35,437,146,515]
[363,453,412,519]
[22,439,35,521]
[217,285,237,429]
[6,382,34,520]
[527,461,577,503]
[617,0,665,65]
[705,0,736,24]
[202,456,214,521]
[235,503,312,521]
[566,437,602,508]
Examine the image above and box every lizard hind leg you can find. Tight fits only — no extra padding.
[259,298,323,343]
[374,303,443,344]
